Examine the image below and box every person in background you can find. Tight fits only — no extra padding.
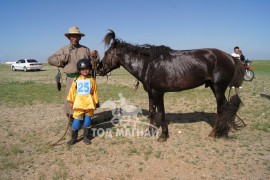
[231,46,245,63]
[231,46,244,90]
[66,59,99,145]
[48,26,95,124]
[231,46,241,59]
[239,50,246,63]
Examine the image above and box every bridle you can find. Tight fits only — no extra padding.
[99,49,121,74]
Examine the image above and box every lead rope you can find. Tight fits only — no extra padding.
[50,109,72,146]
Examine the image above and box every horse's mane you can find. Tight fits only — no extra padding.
[103,30,172,60]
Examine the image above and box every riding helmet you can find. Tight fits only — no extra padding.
[77,59,92,71]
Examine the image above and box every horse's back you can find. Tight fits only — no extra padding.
[147,48,235,91]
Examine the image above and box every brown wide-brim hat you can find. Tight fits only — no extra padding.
[64,26,85,37]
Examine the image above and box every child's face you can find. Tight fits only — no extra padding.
[80,68,90,76]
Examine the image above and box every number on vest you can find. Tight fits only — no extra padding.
[77,80,91,95]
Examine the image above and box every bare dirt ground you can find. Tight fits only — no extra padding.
[0,65,270,179]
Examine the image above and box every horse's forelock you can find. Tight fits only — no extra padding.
[103,29,115,47]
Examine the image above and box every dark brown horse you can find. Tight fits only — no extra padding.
[98,30,245,142]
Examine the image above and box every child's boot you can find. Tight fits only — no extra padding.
[83,126,92,145]
[67,129,78,145]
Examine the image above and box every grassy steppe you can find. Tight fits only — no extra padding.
[0,61,269,179]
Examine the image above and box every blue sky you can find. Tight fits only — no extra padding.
[0,0,269,62]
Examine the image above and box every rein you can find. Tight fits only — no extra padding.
[50,110,72,146]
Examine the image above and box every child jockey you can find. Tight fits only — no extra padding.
[66,59,99,145]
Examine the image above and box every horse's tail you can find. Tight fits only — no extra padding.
[229,57,245,88]
[214,94,246,137]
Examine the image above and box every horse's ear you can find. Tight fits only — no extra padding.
[103,29,115,48]
[111,40,118,47]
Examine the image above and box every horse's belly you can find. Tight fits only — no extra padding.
[152,74,206,92]
[168,78,205,91]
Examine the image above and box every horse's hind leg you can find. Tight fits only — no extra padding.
[209,84,229,137]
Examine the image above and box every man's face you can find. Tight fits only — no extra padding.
[68,34,81,46]
[234,48,240,54]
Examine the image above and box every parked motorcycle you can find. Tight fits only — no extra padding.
[243,60,255,81]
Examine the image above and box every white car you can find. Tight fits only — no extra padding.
[11,59,43,71]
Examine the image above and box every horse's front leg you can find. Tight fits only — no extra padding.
[154,92,169,142]
[148,92,156,136]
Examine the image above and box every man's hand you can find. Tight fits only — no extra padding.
[70,103,73,110]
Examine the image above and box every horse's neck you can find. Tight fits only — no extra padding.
[121,54,144,81]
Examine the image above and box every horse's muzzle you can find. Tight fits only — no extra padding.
[96,62,104,75]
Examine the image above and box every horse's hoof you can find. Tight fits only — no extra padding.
[208,132,216,138]
[157,134,169,142]
[209,127,217,138]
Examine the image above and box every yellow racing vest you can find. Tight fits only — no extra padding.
[67,75,98,110]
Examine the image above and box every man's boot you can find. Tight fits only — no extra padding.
[67,129,78,145]
[83,126,92,145]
